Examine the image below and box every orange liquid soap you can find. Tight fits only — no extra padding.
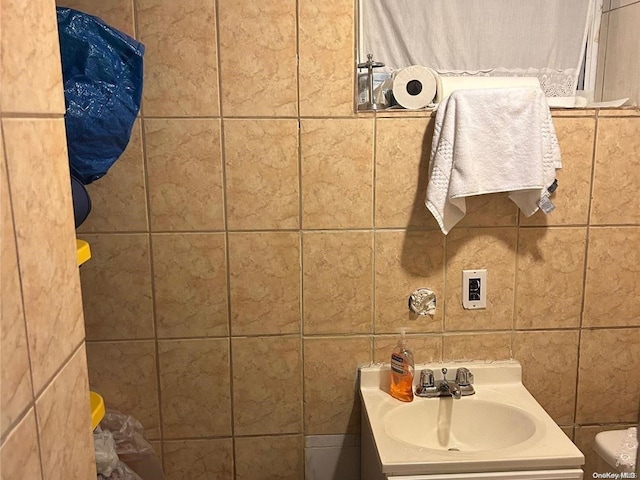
[389,329,414,402]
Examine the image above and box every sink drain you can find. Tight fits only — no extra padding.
[448,447,461,452]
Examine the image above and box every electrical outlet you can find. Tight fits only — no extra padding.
[462,269,487,309]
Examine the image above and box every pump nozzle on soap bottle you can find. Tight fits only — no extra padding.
[389,328,415,402]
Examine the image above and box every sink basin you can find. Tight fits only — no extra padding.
[360,361,584,478]
[384,397,537,452]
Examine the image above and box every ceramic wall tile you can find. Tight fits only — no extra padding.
[145,119,224,231]
[79,234,154,340]
[163,439,233,480]
[158,339,231,438]
[574,425,634,478]
[375,118,439,228]
[521,118,595,226]
[224,119,299,230]
[301,119,374,229]
[304,337,371,435]
[373,335,442,363]
[374,231,444,333]
[610,0,638,9]
[515,228,587,329]
[3,118,84,392]
[550,110,597,118]
[86,341,160,438]
[36,346,95,480]
[298,0,355,116]
[232,336,302,435]
[148,441,162,462]
[456,194,519,228]
[152,233,228,338]
[591,118,640,224]
[561,426,575,442]
[228,232,300,335]
[305,435,361,480]
[0,410,42,480]
[56,0,135,37]
[445,228,517,332]
[598,108,640,116]
[137,0,219,116]
[218,0,297,116]
[0,149,32,438]
[77,121,148,232]
[583,228,640,327]
[1,0,65,114]
[576,328,640,424]
[601,3,640,105]
[513,330,579,425]
[235,435,303,480]
[303,231,373,335]
[443,333,512,361]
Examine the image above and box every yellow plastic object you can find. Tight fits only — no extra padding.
[90,391,105,430]
[77,239,91,266]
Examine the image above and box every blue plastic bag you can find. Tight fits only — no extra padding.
[57,8,144,184]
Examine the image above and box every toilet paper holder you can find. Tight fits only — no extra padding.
[357,53,386,111]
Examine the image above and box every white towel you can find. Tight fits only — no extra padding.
[425,87,561,235]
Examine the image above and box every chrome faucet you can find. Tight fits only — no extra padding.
[415,367,475,398]
[440,368,462,399]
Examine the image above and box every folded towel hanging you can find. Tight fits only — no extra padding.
[425,86,561,235]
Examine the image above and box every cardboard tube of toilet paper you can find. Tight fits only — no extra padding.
[392,66,437,110]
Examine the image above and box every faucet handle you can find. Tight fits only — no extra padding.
[419,369,435,388]
[455,367,474,386]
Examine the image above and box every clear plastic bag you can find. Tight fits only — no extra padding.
[98,461,143,480]
[98,411,164,480]
[94,429,119,476]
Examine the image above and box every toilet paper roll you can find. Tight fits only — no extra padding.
[392,65,437,110]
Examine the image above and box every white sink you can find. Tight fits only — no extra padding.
[360,361,584,478]
[384,397,538,452]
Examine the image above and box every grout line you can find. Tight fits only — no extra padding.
[295,2,306,469]
[511,213,521,358]
[573,112,600,425]
[441,228,448,347]
[213,0,236,476]
[0,112,66,119]
[77,223,640,236]
[606,0,640,13]
[132,0,166,467]
[134,110,630,121]
[77,325,640,345]
[163,432,305,442]
[371,114,378,347]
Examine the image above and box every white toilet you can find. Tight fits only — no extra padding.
[594,428,637,474]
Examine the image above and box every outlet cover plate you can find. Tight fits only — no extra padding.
[462,269,487,309]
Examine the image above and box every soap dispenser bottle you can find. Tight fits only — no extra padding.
[389,328,415,402]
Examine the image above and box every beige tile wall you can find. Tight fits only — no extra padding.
[57,0,640,478]
[0,0,94,478]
